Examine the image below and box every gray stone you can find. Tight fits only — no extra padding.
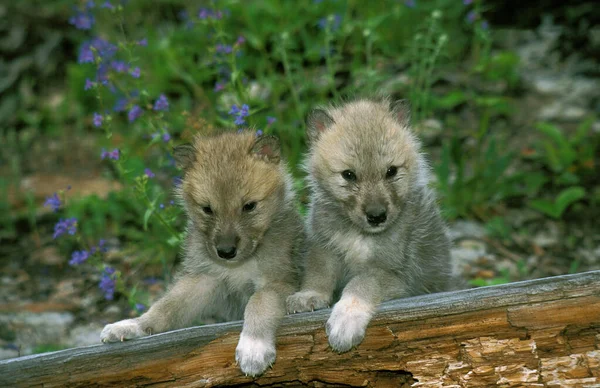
[65,323,104,348]
[0,312,74,356]
[447,220,487,241]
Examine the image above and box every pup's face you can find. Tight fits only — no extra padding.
[307,99,419,234]
[175,132,284,265]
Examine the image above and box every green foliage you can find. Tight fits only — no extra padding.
[7,0,597,307]
[529,186,586,219]
[435,132,516,220]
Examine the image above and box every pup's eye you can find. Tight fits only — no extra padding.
[243,202,257,212]
[386,166,398,178]
[202,206,213,215]
[341,170,357,181]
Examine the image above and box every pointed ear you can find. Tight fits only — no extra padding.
[251,135,281,164]
[306,109,335,143]
[172,144,197,170]
[389,99,411,126]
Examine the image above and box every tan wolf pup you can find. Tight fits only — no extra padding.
[101,131,304,376]
[287,98,455,352]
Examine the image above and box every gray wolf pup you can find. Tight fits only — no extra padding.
[287,98,454,352]
[101,131,303,376]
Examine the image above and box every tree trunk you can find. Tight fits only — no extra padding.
[1,271,599,387]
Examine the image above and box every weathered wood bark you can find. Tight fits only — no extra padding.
[1,271,599,387]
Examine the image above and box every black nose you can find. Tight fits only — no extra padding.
[365,205,387,226]
[217,245,237,259]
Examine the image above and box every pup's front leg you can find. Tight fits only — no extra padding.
[326,269,404,352]
[236,283,293,377]
[286,244,339,313]
[101,275,217,342]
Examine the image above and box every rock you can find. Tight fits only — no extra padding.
[447,220,487,241]
[0,347,19,361]
[451,238,489,276]
[0,312,74,357]
[532,222,560,248]
[30,246,63,266]
[65,323,104,348]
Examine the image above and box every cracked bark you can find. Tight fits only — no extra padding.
[1,271,599,387]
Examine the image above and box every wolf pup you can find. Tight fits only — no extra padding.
[287,98,453,352]
[101,131,303,376]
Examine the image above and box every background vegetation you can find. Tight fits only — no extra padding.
[1,0,598,356]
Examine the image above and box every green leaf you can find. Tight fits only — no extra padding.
[555,186,586,215]
[529,199,560,218]
[143,208,153,231]
[529,186,585,219]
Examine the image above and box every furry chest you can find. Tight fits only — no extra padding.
[328,230,374,266]
[224,260,262,293]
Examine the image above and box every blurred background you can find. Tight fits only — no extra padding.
[1,0,598,359]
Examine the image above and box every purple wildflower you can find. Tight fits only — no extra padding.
[214,81,225,92]
[101,1,114,9]
[98,239,108,252]
[318,14,342,31]
[236,36,246,45]
[110,60,129,73]
[159,203,165,209]
[135,303,146,312]
[153,94,169,111]
[96,63,110,85]
[404,0,416,8]
[44,193,62,212]
[169,200,175,205]
[69,12,95,30]
[130,67,141,78]
[137,38,148,46]
[144,168,155,178]
[256,129,263,137]
[216,44,233,54]
[162,133,171,142]
[198,8,210,19]
[90,239,108,255]
[466,10,478,23]
[69,250,90,266]
[53,218,78,239]
[229,104,250,126]
[78,44,94,64]
[101,148,120,160]
[173,177,182,186]
[128,105,143,122]
[266,116,276,125]
[99,267,117,300]
[463,0,473,4]
[481,20,489,30]
[84,78,94,90]
[113,97,128,112]
[92,113,103,127]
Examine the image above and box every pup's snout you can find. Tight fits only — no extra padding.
[217,245,237,259]
[365,204,387,226]
[216,233,239,259]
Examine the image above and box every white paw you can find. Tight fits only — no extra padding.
[325,296,373,352]
[286,290,330,314]
[100,319,147,343]
[235,333,276,377]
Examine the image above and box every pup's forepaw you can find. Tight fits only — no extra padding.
[286,290,330,314]
[235,333,276,377]
[325,296,373,352]
[100,319,147,343]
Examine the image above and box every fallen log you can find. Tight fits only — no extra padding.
[1,271,599,387]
